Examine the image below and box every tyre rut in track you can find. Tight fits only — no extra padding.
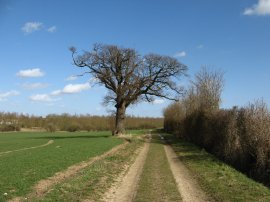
[101,141,150,202]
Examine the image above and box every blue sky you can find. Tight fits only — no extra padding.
[0,0,270,117]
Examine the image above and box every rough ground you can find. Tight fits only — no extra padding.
[102,142,150,202]
[102,134,211,202]
[164,145,212,202]
[134,138,182,202]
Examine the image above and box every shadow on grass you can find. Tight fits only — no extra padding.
[169,142,221,165]
[150,131,220,165]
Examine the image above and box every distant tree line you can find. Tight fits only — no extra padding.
[0,113,163,132]
[163,67,270,187]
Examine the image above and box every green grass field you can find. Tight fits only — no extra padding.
[0,131,123,201]
[38,137,143,201]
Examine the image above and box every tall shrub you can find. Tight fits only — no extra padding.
[163,67,270,186]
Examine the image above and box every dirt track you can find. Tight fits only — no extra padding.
[102,134,211,202]
[102,142,149,202]
[164,145,212,202]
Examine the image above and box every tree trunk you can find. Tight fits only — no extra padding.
[113,103,126,136]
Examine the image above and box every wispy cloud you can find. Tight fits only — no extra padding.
[16,68,45,78]
[29,94,59,102]
[21,82,49,90]
[22,22,57,34]
[174,51,186,58]
[152,99,164,104]
[22,22,43,34]
[66,75,78,81]
[30,82,91,103]
[47,26,56,33]
[0,90,20,101]
[52,83,91,96]
[244,0,270,16]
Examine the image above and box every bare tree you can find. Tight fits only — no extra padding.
[70,44,187,135]
[192,67,224,112]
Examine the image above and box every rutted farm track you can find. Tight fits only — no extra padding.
[102,134,211,202]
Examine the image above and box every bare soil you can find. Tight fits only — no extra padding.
[102,142,150,202]
[164,145,212,202]
[20,128,46,132]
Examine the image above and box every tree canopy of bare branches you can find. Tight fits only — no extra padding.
[70,44,187,135]
[192,67,224,111]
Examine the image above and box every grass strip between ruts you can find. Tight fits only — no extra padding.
[134,135,182,202]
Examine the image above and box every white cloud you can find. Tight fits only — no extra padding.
[174,51,186,58]
[22,83,49,90]
[0,90,20,101]
[47,26,56,33]
[31,82,91,103]
[63,83,91,93]
[244,0,270,15]
[30,94,58,102]
[22,22,43,34]
[51,83,91,96]
[152,99,165,104]
[51,90,62,96]
[16,68,45,78]
[66,75,78,81]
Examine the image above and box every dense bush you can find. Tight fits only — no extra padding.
[66,123,81,132]
[165,103,270,186]
[0,124,21,132]
[45,123,56,132]
[164,68,270,186]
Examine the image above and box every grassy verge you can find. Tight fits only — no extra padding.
[126,129,151,136]
[134,135,182,202]
[164,133,270,202]
[0,131,122,201]
[34,137,144,201]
